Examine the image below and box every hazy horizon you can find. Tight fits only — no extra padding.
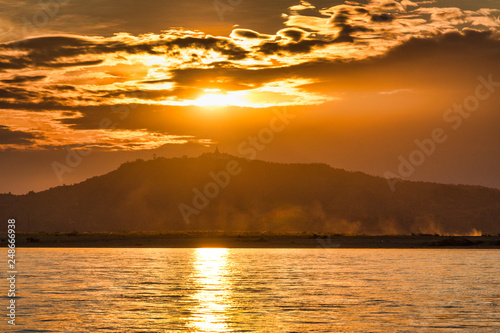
[3,151,500,195]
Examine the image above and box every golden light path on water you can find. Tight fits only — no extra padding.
[10,248,500,332]
[190,248,231,332]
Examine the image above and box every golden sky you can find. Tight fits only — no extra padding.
[1,0,500,193]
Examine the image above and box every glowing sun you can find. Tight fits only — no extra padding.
[194,89,250,107]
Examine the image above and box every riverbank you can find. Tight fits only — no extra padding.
[2,232,500,248]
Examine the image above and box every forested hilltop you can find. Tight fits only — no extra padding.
[2,154,499,235]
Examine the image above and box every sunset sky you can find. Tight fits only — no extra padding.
[1,0,499,193]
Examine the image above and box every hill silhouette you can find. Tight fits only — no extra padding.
[2,154,500,235]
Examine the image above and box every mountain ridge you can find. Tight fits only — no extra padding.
[2,154,499,235]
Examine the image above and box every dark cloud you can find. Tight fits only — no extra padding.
[168,36,249,60]
[0,83,82,110]
[333,25,356,43]
[0,57,31,71]
[328,7,352,25]
[0,86,39,100]
[47,59,104,68]
[371,13,393,23]
[277,28,308,42]
[257,38,332,55]
[1,75,46,84]
[0,85,73,110]
[325,5,375,44]
[354,7,369,14]
[3,36,101,67]
[0,125,40,145]
[256,24,374,55]
[140,79,174,84]
[46,85,78,91]
[257,21,372,55]
[0,34,249,71]
[378,29,500,65]
[382,1,400,10]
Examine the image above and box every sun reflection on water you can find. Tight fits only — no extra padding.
[190,248,232,333]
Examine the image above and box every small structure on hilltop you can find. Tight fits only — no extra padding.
[201,146,232,159]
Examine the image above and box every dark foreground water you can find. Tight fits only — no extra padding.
[3,249,500,332]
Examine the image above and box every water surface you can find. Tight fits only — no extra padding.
[5,248,500,332]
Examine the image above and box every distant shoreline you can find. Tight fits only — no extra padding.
[2,232,500,249]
